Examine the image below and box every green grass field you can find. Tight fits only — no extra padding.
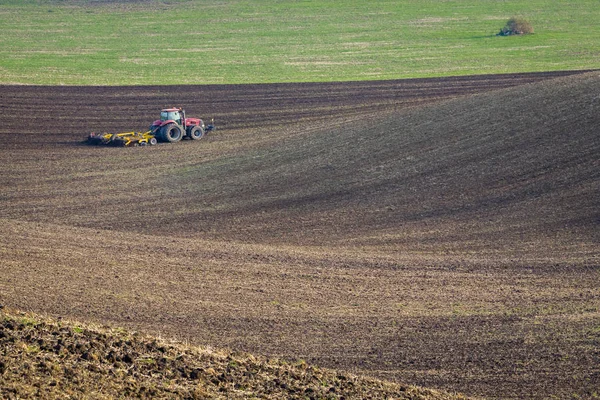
[1,0,598,85]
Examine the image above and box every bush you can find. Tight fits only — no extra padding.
[497,17,534,36]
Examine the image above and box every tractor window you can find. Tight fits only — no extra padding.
[161,110,180,122]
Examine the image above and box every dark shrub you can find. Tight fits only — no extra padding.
[498,17,534,36]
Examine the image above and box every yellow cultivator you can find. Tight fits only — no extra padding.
[87,131,158,147]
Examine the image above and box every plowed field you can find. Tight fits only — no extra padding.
[1,70,599,399]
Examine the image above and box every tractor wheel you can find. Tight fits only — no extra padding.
[161,123,182,143]
[188,125,205,140]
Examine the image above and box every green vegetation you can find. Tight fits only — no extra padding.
[0,0,598,85]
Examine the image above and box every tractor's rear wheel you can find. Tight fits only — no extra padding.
[160,123,182,143]
[188,125,205,140]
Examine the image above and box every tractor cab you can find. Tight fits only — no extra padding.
[160,108,183,126]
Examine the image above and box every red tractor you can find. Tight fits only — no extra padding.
[150,107,214,143]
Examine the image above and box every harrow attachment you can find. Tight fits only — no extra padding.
[87,131,157,147]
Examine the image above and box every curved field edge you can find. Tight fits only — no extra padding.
[0,308,470,400]
[0,0,599,85]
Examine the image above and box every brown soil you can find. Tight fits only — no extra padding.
[1,70,599,399]
[1,307,466,399]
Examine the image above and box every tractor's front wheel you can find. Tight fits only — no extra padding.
[160,123,182,143]
[188,125,205,140]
